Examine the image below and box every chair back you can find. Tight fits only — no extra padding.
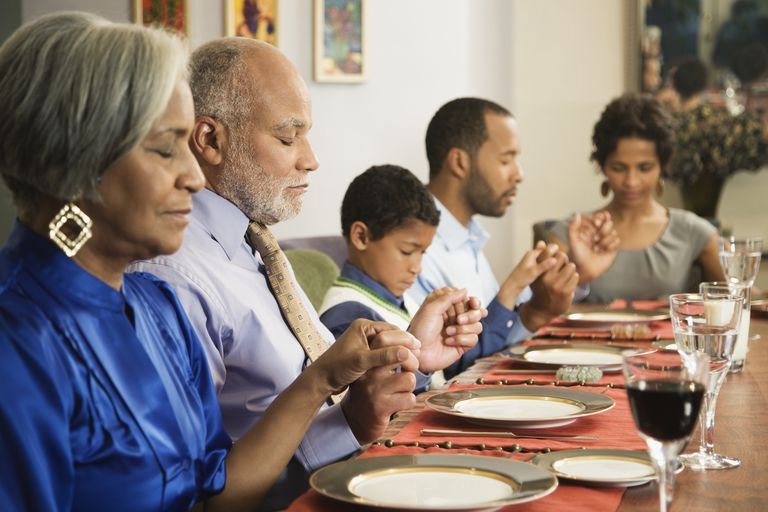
[532,219,558,245]
[284,249,340,312]
[280,235,347,268]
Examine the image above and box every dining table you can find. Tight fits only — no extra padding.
[287,303,768,512]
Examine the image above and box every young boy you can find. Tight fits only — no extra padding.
[319,164,451,389]
[321,164,566,382]
[319,164,440,336]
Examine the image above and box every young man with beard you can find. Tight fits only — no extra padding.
[409,97,619,377]
[130,40,485,511]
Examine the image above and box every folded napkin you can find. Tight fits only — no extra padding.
[479,357,628,387]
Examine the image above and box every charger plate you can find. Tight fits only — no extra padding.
[502,343,644,372]
[562,308,669,327]
[532,449,659,487]
[425,387,614,429]
[310,454,558,511]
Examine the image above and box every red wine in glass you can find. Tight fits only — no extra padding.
[622,350,708,512]
[627,380,705,440]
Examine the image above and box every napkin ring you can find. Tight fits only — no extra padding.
[49,202,93,257]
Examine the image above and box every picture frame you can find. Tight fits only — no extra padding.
[132,0,188,36]
[224,0,278,45]
[313,0,367,83]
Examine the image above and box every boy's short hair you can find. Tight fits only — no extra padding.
[341,164,440,241]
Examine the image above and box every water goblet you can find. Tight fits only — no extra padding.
[718,236,763,371]
[670,292,743,470]
[623,350,708,512]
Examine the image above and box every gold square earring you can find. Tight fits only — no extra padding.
[48,203,93,257]
[600,181,611,198]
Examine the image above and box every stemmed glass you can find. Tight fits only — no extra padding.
[623,350,708,512]
[670,291,743,470]
[718,236,763,371]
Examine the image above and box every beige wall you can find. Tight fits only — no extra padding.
[9,0,765,286]
[274,0,514,246]
[492,0,626,277]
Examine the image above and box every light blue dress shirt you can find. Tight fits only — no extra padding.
[409,199,534,376]
[130,188,359,510]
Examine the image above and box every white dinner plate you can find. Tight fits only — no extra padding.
[532,449,657,487]
[425,387,614,429]
[561,309,669,327]
[310,454,558,511]
[502,343,644,372]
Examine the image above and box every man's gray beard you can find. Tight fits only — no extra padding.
[217,146,302,225]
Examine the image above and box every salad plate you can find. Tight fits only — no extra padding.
[532,449,681,487]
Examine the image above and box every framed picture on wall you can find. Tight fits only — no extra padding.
[313,0,367,83]
[132,0,187,36]
[224,0,278,45]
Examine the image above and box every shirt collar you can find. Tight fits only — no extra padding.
[1,221,126,310]
[340,261,405,308]
[433,197,489,252]
[191,188,252,261]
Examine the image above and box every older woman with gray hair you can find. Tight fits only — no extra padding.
[0,12,418,511]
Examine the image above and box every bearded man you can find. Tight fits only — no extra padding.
[131,41,484,510]
[409,97,618,377]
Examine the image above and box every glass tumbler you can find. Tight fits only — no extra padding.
[718,237,762,372]
[670,292,743,470]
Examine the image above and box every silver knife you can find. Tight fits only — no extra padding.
[420,428,597,440]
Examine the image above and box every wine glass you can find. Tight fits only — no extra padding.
[623,350,708,512]
[670,292,743,470]
[718,236,763,371]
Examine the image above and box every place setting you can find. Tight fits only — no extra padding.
[292,281,763,512]
[499,343,648,373]
[535,299,673,341]
[308,453,559,512]
[382,380,647,454]
[300,369,651,511]
[423,387,616,430]
[560,308,670,327]
[295,342,709,512]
